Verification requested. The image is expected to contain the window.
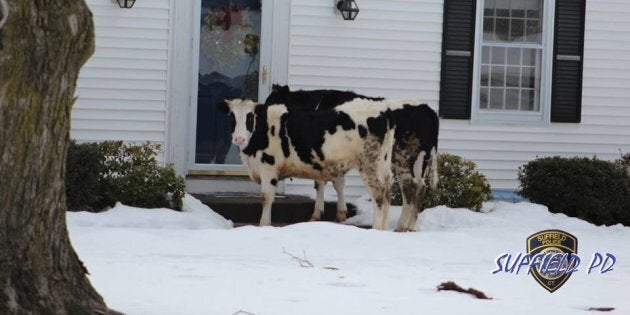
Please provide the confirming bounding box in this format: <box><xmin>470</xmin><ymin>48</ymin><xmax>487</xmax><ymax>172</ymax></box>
<box><xmin>439</xmin><ymin>0</ymin><xmax>586</xmax><ymax>123</ymax></box>
<box><xmin>474</xmin><ymin>0</ymin><xmax>552</xmax><ymax>123</ymax></box>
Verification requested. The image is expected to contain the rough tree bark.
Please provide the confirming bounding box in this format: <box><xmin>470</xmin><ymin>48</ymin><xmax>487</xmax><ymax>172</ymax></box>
<box><xmin>0</xmin><ymin>1</ymin><xmax>115</xmax><ymax>314</ymax></box>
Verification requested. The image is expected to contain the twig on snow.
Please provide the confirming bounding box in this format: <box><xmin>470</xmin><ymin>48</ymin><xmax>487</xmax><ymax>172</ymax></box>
<box><xmin>588</xmin><ymin>307</ymin><xmax>615</xmax><ymax>312</ymax></box>
<box><xmin>437</xmin><ymin>281</ymin><xmax>492</xmax><ymax>300</ymax></box>
<box><xmin>233</xmin><ymin>310</ymin><xmax>257</xmax><ymax>315</ymax></box>
<box><xmin>282</xmin><ymin>247</ymin><xmax>314</xmax><ymax>268</ymax></box>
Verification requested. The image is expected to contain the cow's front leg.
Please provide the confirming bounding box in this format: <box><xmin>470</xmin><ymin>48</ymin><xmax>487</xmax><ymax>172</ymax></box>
<box><xmin>332</xmin><ymin>176</ymin><xmax>348</xmax><ymax>222</ymax></box>
<box><xmin>259</xmin><ymin>170</ymin><xmax>278</xmax><ymax>227</ymax></box>
<box><xmin>311</xmin><ymin>180</ymin><xmax>326</xmax><ymax>221</ymax></box>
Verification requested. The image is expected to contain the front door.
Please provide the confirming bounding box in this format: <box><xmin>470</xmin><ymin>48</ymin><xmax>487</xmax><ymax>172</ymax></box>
<box><xmin>190</xmin><ymin>0</ymin><xmax>270</xmax><ymax>173</ymax></box>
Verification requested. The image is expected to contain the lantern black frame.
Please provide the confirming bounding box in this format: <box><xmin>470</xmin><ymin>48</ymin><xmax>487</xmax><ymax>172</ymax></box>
<box><xmin>336</xmin><ymin>0</ymin><xmax>359</xmax><ymax>21</ymax></box>
<box><xmin>117</xmin><ymin>0</ymin><xmax>136</xmax><ymax>9</ymax></box>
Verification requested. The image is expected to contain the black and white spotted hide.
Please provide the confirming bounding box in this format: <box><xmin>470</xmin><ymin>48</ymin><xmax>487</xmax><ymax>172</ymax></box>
<box><xmin>264</xmin><ymin>87</ymin><xmax>440</xmax><ymax>232</ymax></box>
<box><xmin>264</xmin><ymin>85</ymin><xmax>384</xmax><ymax>221</ymax></box>
<box><xmin>220</xmin><ymin>98</ymin><xmax>396</xmax><ymax>229</ymax></box>
<box><xmin>385</xmin><ymin>100</ymin><xmax>439</xmax><ymax>232</ymax></box>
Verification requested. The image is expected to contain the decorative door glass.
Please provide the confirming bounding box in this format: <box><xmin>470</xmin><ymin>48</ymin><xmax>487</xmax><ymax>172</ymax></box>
<box><xmin>195</xmin><ymin>0</ymin><xmax>262</xmax><ymax>164</ymax></box>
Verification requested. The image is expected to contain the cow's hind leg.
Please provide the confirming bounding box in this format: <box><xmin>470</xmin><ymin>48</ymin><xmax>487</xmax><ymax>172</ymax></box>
<box><xmin>311</xmin><ymin>180</ymin><xmax>326</xmax><ymax>221</ymax></box>
<box><xmin>406</xmin><ymin>182</ymin><xmax>426</xmax><ymax>231</ymax></box>
<box><xmin>405</xmin><ymin>148</ymin><xmax>434</xmax><ymax>231</ymax></box>
<box><xmin>360</xmin><ymin>171</ymin><xmax>392</xmax><ymax>230</ymax></box>
<box><xmin>395</xmin><ymin>174</ymin><xmax>416</xmax><ymax>232</ymax></box>
<box><xmin>332</xmin><ymin>176</ymin><xmax>348</xmax><ymax>222</ymax></box>
<box><xmin>359</xmin><ymin>156</ymin><xmax>393</xmax><ymax>230</ymax></box>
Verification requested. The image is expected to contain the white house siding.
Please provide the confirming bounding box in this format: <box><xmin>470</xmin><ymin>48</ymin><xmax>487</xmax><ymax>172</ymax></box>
<box><xmin>284</xmin><ymin>0</ymin><xmax>444</xmax><ymax>199</ymax></box>
<box><xmin>72</xmin><ymin>0</ymin><xmax>170</xmax><ymax>150</ymax></box>
<box><xmin>284</xmin><ymin>0</ymin><xmax>630</xmax><ymax>201</ymax></box>
<box><xmin>69</xmin><ymin>0</ymin><xmax>630</xmax><ymax>201</ymax></box>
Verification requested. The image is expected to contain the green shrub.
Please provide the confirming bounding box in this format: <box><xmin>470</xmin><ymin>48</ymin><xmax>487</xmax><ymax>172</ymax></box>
<box><xmin>619</xmin><ymin>152</ymin><xmax>630</xmax><ymax>174</ymax></box>
<box><xmin>66</xmin><ymin>141</ymin><xmax>105</xmax><ymax>212</ymax></box>
<box><xmin>391</xmin><ymin>153</ymin><xmax>493</xmax><ymax>212</ymax></box>
<box><xmin>518</xmin><ymin>156</ymin><xmax>630</xmax><ymax>226</ymax></box>
<box><xmin>66</xmin><ymin>141</ymin><xmax>185</xmax><ymax>211</ymax></box>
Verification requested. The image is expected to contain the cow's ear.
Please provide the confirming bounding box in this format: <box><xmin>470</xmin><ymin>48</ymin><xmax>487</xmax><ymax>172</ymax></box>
<box><xmin>281</xmin><ymin>85</ymin><xmax>290</xmax><ymax>93</ymax></box>
<box><xmin>272</xmin><ymin>84</ymin><xmax>281</xmax><ymax>92</ymax></box>
<box><xmin>217</xmin><ymin>100</ymin><xmax>230</xmax><ymax>113</ymax></box>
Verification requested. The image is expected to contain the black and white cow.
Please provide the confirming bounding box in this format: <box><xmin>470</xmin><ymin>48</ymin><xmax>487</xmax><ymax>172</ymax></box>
<box><xmin>265</xmin><ymin>85</ymin><xmax>439</xmax><ymax>232</ymax></box>
<box><xmin>264</xmin><ymin>85</ymin><xmax>384</xmax><ymax>222</ymax></box>
<box><xmin>219</xmin><ymin>98</ymin><xmax>396</xmax><ymax>229</ymax></box>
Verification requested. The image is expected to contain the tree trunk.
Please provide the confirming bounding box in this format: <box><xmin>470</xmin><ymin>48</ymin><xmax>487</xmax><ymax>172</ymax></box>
<box><xmin>0</xmin><ymin>1</ymin><xmax>114</xmax><ymax>314</ymax></box>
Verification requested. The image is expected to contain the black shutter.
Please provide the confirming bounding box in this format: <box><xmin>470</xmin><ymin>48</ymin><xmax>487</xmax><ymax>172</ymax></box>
<box><xmin>439</xmin><ymin>0</ymin><xmax>477</xmax><ymax>119</ymax></box>
<box><xmin>551</xmin><ymin>0</ymin><xmax>586</xmax><ymax>123</ymax></box>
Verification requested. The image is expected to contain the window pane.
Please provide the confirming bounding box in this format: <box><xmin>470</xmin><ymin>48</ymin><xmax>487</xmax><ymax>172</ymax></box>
<box><xmin>526</xmin><ymin>19</ymin><xmax>542</xmax><ymax>43</ymax></box>
<box><xmin>490</xmin><ymin>88</ymin><xmax>505</xmax><ymax>109</ymax></box>
<box><xmin>506</xmin><ymin>66</ymin><xmax>520</xmax><ymax>87</ymax></box>
<box><xmin>521</xmin><ymin>67</ymin><xmax>535</xmax><ymax>88</ymax></box>
<box><xmin>507</xmin><ymin>48</ymin><xmax>521</xmax><ymax>65</ymax></box>
<box><xmin>485</xmin><ymin>0</ymin><xmax>495</xmax><ymax>16</ymax></box>
<box><xmin>492</xmin><ymin>47</ymin><xmax>506</xmax><ymax>64</ymax></box>
<box><xmin>491</xmin><ymin>66</ymin><xmax>505</xmax><ymax>87</ymax></box>
<box><xmin>521</xmin><ymin>89</ymin><xmax>531</xmax><ymax>110</ymax></box>
<box><xmin>496</xmin><ymin>18</ymin><xmax>510</xmax><ymax>41</ymax></box>
<box><xmin>480</xmin><ymin>88</ymin><xmax>489</xmax><ymax>109</ymax></box>
<box><xmin>522</xmin><ymin>48</ymin><xmax>538</xmax><ymax>66</ymax></box>
<box><xmin>482</xmin><ymin>46</ymin><xmax>491</xmax><ymax>64</ymax></box>
<box><xmin>521</xmin><ymin>89</ymin><xmax>537</xmax><ymax>111</ymax></box>
<box><xmin>481</xmin><ymin>66</ymin><xmax>490</xmax><ymax>86</ymax></box>
<box><xmin>510</xmin><ymin>19</ymin><xmax>525</xmax><ymax>41</ymax></box>
<box><xmin>526</xmin><ymin>0</ymin><xmax>542</xmax><ymax>18</ymax></box>
<box><xmin>496</xmin><ymin>0</ymin><xmax>510</xmax><ymax>17</ymax></box>
<box><xmin>511</xmin><ymin>0</ymin><xmax>526</xmax><ymax>18</ymax></box>
<box><xmin>506</xmin><ymin>89</ymin><xmax>520</xmax><ymax>110</ymax></box>
<box><xmin>483</xmin><ymin>18</ymin><xmax>495</xmax><ymax>41</ymax></box>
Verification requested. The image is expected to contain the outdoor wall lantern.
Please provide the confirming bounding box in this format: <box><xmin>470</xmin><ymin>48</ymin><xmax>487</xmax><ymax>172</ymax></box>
<box><xmin>336</xmin><ymin>0</ymin><xmax>359</xmax><ymax>20</ymax></box>
<box><xmin>116</xmin><ymin>0</ymin><xmax>136</xmax><ymax>9</ymax></box>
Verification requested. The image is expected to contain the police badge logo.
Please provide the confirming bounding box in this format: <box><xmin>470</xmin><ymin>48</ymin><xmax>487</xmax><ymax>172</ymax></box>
<box><xmin>526</xmin><ymin>229</ymin><xmax>578</xmax><ymax>293</ymax></box>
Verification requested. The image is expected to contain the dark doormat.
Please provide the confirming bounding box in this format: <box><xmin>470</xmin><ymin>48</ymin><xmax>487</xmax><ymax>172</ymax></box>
<box><xmin>193</xmin><ymin>193</ymin><xmax>357</xmax><ymax>224</ymax></box>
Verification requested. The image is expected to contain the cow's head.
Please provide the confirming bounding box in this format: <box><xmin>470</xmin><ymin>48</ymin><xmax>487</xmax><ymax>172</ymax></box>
<box><xmin>264</xmin><ymin>84</ymin><xmax>291</xmax><ymax>106</ymax></box>
<box><xmin>218</xmin><ymin>99</ymin><xmax>258</xmax><ymax>148</ymax></box>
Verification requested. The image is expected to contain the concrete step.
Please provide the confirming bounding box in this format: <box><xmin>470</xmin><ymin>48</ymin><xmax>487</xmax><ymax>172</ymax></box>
<box><xmin>192</xmin><ymin>193</ymin><xmax>357</xmax><ymax>224</ymax></box>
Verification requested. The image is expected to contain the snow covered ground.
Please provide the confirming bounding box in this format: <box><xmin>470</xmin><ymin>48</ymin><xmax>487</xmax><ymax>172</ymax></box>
<box><xmin>67</xmin><ymin>194</ymin><xmax>629</xmax><ymax>315</ymax></box>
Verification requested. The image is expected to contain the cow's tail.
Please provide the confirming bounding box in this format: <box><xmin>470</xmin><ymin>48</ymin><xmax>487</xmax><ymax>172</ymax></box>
<box><xmin>426</xmin><ymin>147</ymin><xmax>438</xmax><ymax>191</ymax></box>
<box><xmin>412</xmin><ymin>146</ymin><xmax>438</xmax><ymax>191</ymax></box>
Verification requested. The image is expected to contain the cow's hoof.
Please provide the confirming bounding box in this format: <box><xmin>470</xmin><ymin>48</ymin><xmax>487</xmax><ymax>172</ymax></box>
<box><xmin>394</xmin><ymin>227</ymin><xmax>408</xmax><ymax>232</ymax></box>
<box><xmin>310</xmin><ymin>211</ymin><xmax>322</xmax><ymax>221</ymax></box>
<box><xmin>336</xmin><ymin>212</ymin><xmax>347</xmax><ymax>222</ymax></box>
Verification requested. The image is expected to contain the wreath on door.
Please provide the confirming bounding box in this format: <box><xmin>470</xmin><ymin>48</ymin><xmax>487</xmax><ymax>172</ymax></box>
<box><xmin>201</xmin><ymin>5</ymin><xmax>255</xmax><ymax>71</ymax></box>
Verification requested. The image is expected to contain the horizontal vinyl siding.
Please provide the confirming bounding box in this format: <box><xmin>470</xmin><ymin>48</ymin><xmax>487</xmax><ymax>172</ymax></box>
<box><xmin>288</xmin><ymin>0</ymin><xmax>443</xmax><ymax>100</ymax></box>
<box><xmin>72</xmin><ymin>0</ymin><xmax>169</xmax><ymax>146</ymax></box>
<box><xmin>285</xmin><ymin>0</ymin><xmax>443</xmax><ymax>200</ymax></box>
<box><xmin>285</xmin><ymin>0</ymin><xmax>630</xmax><ymax>201</ymax></box>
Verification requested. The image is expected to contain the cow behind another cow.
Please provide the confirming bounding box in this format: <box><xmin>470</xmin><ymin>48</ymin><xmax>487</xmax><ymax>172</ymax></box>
<box><xmin>219</xmin><ymin>98</ymin><xmax>396</xmax><ymax>229</ymax></box>
<box><xmin>264</xmin><ymin>85</ymin><xmax>439</xmax><ymax>232</ymax></box>
<box><xmin>264</xmin><ymin>85</ymin><xmax>384</xmax><ymax>222</ymax></box>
